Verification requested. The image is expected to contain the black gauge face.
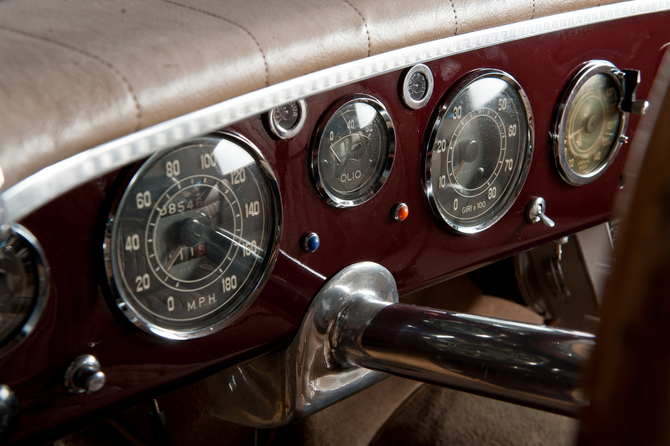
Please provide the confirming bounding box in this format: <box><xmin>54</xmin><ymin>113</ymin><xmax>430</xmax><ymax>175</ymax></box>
<box><xmin>106</xmin><ymin>134</ymin><xmax>281</xmax><ymax>340</ymax></box>
<box><xmin>0</xmin><ymin>225</ymin><xmax>48</xmax><ymax>356</ymax></box>
<box><xmin>554</xmin><ymin>61</ymin><xmax>626</xmax><ymax>185</ymax></box>
<box><xmin>425</xmin><ymin>71</ymin><xmax>533</xmax><ymax>234</ymax></box>
<box><xmin>311</xmin><ymin>97</ymin><xmax>395</xmax><ymax>208</ymax></box>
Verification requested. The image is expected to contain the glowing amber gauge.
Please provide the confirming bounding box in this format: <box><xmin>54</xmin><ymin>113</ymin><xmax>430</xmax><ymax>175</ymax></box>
<box><xmin>553</xmin><ymin>61</ymin><xmax>627</xmax><ymax>186</ymax></box>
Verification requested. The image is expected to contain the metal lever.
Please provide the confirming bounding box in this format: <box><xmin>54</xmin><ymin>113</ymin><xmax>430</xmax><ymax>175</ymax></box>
<box><xmin>526</xmin><ymin>197</ymin><xmax>555</xmax><ymax>228</ymax></box>
<box><xmin>620</xmin><ymin>69</ymin><xmax>649</xmax><ymax>115</ymax></box>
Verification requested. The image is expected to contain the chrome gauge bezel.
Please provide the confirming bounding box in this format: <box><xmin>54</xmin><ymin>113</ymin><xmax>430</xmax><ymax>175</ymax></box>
<box><xmin>103</xmin><ymin>132</ymin><xmax>282</xmax><ymax>341</ymax></box>
<box><xmin>0</xmin><ymin>224</ymin><xmax>49</xmax><ymax>358</ymax></box>
<box><xmin>553</xmin><ymin>60</ymin><xmax>628</xmax><ymax>186</ymax></box>
<box><xmin>400</xmin><ymin>64</ymin><xmax>434</xmax><ymax>109</ymax></box>
<box><xmin>424</xmin><ymin>69</ymin><xmax>534</xmax><ymax>234</ymax></box>
<box><xmin>266</xmin><ymin>99</ymin><xmax>307</xmax><ymax>139</ymax></box>
<box><xmin>310</xmin><ymin>95</ymin><xmax>396</xmax><ymax>208</ymax></box>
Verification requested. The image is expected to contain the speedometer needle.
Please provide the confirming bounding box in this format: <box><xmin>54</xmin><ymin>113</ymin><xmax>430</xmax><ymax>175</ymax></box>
<box><xmin>165</xmin><ymin>245</ymin><xmax>184</xmax><ymax>271</ymax></box>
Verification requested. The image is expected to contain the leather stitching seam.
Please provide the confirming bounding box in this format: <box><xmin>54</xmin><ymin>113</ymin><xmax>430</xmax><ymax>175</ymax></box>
<box><xmin>341</xmin><ymin>0</ymin><xmax>371</xmax><ymax>57</ymax></box>
<box><xmin>532</xmin><ymin>0</ymin><xmax>536</xmax><ymax>20</ymax></box>
<box><xmin>449</xmin><ymin>0</ymin><xmax>458</xmax><ymax>35</ymax></box>
<box><xmin>160</xmin><ymin>0</ymin><xmax>270</xmax><ymax>87</ymax></box>
<box><xmin>0</xmin><ymin>24</ymin><xmax>143</xmax><ymax>131</ymax></box>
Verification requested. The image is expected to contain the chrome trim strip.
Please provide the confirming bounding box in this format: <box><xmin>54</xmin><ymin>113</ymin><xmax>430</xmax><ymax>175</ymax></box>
<box><xmin>4</xmin><ymin>0</ymin><xmax>669</xmax><ymax>222</ymax></box>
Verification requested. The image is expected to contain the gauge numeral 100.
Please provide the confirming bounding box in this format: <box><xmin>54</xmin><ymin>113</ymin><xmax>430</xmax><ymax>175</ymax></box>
<box><xmin>245</xmin><ymin>201</ymin><xmax>260</xmax><ymax>217</ymax></box>
<box><xmin>135</xmin><ymin>273</ymin><xmax>150</xmax><ymax>292</ymax></box>
<box><xmin>125</xmin><ymin>234</ymin><xmax>141</xmax><ymax>251</ymax></box>
<box><xmin>435</xmin><ymin>139</ymin><xmax>447</xmax><ymax>153</ymax></box>
<box><xmin>231</xmin><ymin>169</ymin><xmax>246</xmax><ymax>184</ymax></box>
<box><xmin>165</xmin><ymin>160</ymin><xmax>180</xmax><ymax>178</ymax></box>
<box><xmin>136</xmin><ymin>191</ymin><xmax>152</xmax><ymax>209</ymax></box>
<box><xmin>222</xmin><ymin>275</ymin><xmax>238</xmax><ymax>292</ymax></box>
<box><xmin>200</xmin><ymin>153</ymin><xmax>217</xmax><ymax>169</ymax></box>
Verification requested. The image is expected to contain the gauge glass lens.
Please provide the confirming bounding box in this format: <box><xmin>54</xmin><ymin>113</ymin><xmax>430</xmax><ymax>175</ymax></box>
<box><xmin>0</xmin><ymin>225</ymin><xmax>48</xmax><ymax>356</ymax></box>
<box><xmin>425</xmin><ymin>71</ymin><xmax>533</xmax><ymax>233</ymax></box>
<box><xmin>108</xmin><ymin>134</ymin><xmax>280</xmax><ymax>339</ymax></box>
<box><xmin>554</xmin><ymin>61</ymin><xmax>626</xmax><ymax>185</ymax></box>
<box><xmin>312</xmin><ymin>97</ymin><xmax>395</xmax><ymax>207</ymax></box>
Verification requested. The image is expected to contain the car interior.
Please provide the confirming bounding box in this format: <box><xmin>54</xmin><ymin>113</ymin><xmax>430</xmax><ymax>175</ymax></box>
<box><xmin>0</xmin><ymin>0</ymin><xmax>669</xmax><ymax>444</ymax></box>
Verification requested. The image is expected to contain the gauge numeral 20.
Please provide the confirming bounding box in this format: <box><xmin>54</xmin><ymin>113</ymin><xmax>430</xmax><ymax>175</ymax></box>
<box><xmin>231</xmin><ymin>168</ymin><xmax>246</xmax><ymax>184</ymax></box>
<box><xmin>222</xmin><ymin>275</ymin><xmax>238</xmax><ymax>292</ymax></box>
<box><xmin>135</xmin><ymin>273</ymin><xmax>150</xmax><ymax>292</ymax></box>
<box><xmin>165</xmin><ymin>160</ymin><xmax>180</xmax><ymax>178</ymax></box>
<box><xmin>435</xmin><ymin>139</ymin><xmax>447</xmax><ymax>153</ymax></box>
<box><xmin>125</xmin><ymin>234</ymin><xmax>141</xmax><ymax>251</ymax></box>
<box><xmin>136</xmin><ymin>191</ymin><xmax>152</xmax><ymax>209</ymax></box>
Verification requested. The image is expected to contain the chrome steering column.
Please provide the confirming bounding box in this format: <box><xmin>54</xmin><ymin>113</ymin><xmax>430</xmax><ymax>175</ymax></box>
<box><xmin>207</xmin><ymin>262</ymin><xmax>594</xmax><ymax>427</ymax></box>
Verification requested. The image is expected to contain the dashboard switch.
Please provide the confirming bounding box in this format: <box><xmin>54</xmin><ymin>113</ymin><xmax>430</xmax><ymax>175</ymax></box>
<box><xmin>392</xmin><ymin>203</ymin><xmax>409</xmax><ymax>222</ymax></box>
<box><xmin>300</xmin><ymin>232</ymin><xmax>320</xmax><ymax>253</ymax></box>
<box><xmin>64</xmin><ymin>355</ymin><xmax>106</xmax><ymax>394</ymax></box>
<box><xmin>526</xmin><ymin>197</ymin><xmax>555</xmax><ymax>228</ymax></box>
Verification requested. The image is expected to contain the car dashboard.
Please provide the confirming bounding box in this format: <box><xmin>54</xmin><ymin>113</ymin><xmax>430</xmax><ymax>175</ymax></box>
<box><xmin>0</xmin><ymin>0</ymin><xmax>669</xmax><ymax>444</ymax></box>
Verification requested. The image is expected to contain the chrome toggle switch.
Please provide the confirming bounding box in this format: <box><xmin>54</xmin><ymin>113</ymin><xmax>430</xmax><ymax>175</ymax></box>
<box><xmin>64</xmin><ymin>355</ymin><xmax>106</xmax><ymax>394</ymax></box>
<box><xmin>526</xmin><ymin>197</ymin><xmax>555</xmax><ymax>228</ymax></box>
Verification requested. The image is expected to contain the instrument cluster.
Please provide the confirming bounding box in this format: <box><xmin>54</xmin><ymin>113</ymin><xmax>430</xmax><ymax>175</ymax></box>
<box><xmin>92</xmin><ymin>59</ymin><xmax>642</xmax><ymax>341</ymax></box>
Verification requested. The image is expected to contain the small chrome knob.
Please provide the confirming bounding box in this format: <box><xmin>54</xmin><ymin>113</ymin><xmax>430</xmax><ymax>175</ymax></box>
<box><xmin>64</xmin><ymin>355</ymin><xmax>106</xmax><ymax>394</ymax></box>
<box><xmin>526</xmin><ymin>197</ymin><xmax>555</xmax><ymax>228</ymax></box>
<box><xmin>0</xmin><ymin>384</ymin><xmax>18</xmax><ymax>443</ymax></box>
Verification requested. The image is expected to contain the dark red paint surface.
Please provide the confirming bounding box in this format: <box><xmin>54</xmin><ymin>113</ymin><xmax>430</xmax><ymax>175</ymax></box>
<box><xmin>3</xmin><ymin>12</ymin><xmax>670</xmax><ymax>444</ymax></box>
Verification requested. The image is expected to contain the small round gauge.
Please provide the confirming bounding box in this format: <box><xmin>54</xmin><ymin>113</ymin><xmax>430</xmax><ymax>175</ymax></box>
<box><xmin>105</xmin><ymin>133</ymin><xmax>281</xmax><ymax>340</ymax></box>
<box><xmin>424</xmin><ymin>70</ymin><xmax>534</xmax><ymax>234</ymax></box>
<box><xmin>0</xmin><ymin>224</ymin><xmax>48</xmax><ymax>356</ymax></box>
<box><xmin>311</xmin><ymin>96</ymin><xmax>395</xmax><ymax>208</ymax></box>
<box><xmin>267</xmin><ymin>100</ymin><xmax>307</xmax><ymax>139</ymax></box>
<box><xmin>553</xmin><ymin>61</ymin><xmax>627</xmax><ymax>185</ymax></box>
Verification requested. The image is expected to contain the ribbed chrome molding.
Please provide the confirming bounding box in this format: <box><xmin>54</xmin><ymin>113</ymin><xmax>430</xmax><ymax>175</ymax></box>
<box><xmin>4</xmin><ymin>0</ymin><xmax>669</xmax><ymax>222</ymax></box>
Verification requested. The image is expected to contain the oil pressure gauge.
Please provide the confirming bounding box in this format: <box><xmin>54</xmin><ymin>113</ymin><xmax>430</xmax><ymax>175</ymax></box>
<box><xmin>424</xmin><ymin>70</ymin><xmax>534</xmax><ymax>234</ymax></box>
<box><xmin>553</xmin><ymin>61</ymin><xmax>628</xmax><ymax>185</ymax></box>
<box><xmin>105</xmin><ymin>133</ymin><xmax>281</xmax><ymax>340</ymax></box>
<box><xmin>311</xmin><ymin>96</ymin><xmax>395</xmax><ymax>208</ymax></box>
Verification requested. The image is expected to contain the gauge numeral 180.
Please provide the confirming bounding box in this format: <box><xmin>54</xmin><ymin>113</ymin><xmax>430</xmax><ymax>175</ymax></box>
<box><xmin>222</xmin><ymin>275</ymin><xmax>237</xmax><ymax>292</ymax></box>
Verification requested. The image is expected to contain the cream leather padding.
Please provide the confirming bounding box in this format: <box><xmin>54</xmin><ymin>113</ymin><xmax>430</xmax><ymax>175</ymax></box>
<box><xmin>0</xmin><ymin>0</ymin><xmax>623</xmax><ymax>189</ymax></box>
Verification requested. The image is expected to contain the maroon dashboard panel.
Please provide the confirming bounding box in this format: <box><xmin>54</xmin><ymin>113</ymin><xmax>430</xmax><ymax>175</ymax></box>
<box><xmin>3</xmin><ymin>11</ymin><xmax>670</xmax><ymax>445</ymax></box>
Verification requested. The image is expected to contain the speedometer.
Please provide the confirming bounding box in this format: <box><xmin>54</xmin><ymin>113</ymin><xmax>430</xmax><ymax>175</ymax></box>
<box><xmin>424</xmin><ymin>70</ymin><xmax>534</xmax><ymax>234</ymax></box>
<box><xmin>104</xmin><ymin>133</ymin><xmax>281</xmax><ymax>340</ymax></box>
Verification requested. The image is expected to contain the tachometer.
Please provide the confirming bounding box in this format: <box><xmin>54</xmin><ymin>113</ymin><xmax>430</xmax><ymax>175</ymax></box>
<box><xmin>104</xmin><ymin>133</ymin><xmax>281</xmax><ymax>340</ymax></box>
<box><xmin>424</xmin><ymin>70</ymin><xmax>534</xmax><ymax>234</ymax></box>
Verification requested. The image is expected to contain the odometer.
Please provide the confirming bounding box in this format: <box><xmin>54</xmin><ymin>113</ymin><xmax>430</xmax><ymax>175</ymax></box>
<box><xmin>105</xmin><ymin>133</ymin><xmax>281</xmax><ymax>340</ymax></box>
<box><xmin>424</xmin><ymin>70</ymin><xmax>534</xmax><ymax>234</ymax></box>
